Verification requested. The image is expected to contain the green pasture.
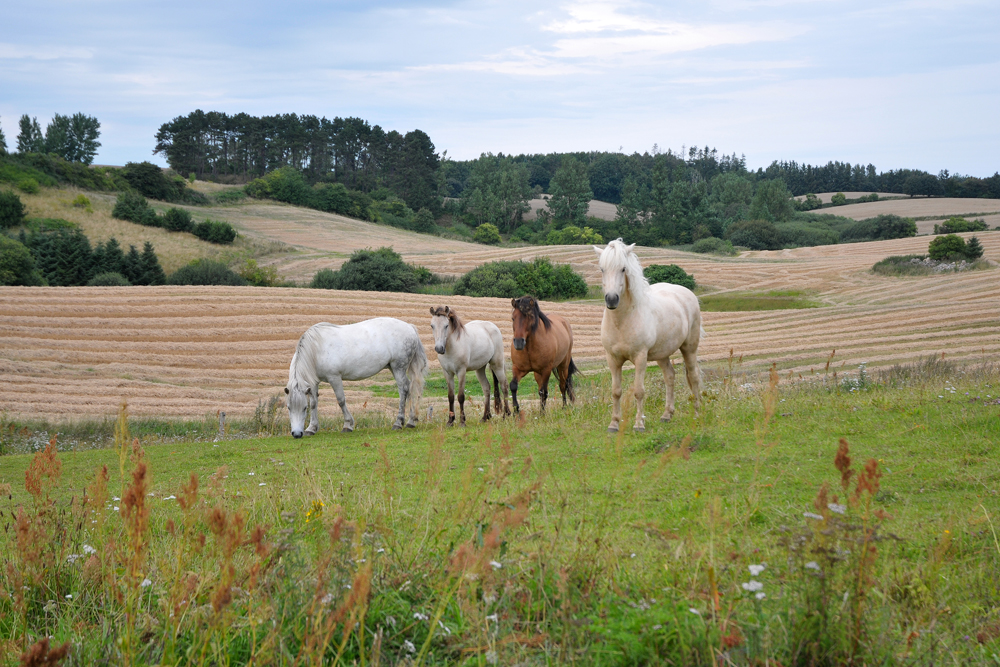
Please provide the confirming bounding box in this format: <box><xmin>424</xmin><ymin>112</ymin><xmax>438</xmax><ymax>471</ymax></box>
<box><xmin>1</xmin><ymin>359</ymin><xmax>999</xmax><ymax>665</ymax></box>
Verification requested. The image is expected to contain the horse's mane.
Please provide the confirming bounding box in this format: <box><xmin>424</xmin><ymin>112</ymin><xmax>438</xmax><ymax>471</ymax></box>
<box><xmin>430</xmin><ymin>305</ymin><xmax>465</xmax><ymax>338</ymax></box>
<box><xmin>515</xmin><ymin>296</ymin><xmax>552</xmax><ymax>333</ymax></box>
<box><xmin>289</xmin><ymin>323</ymin><xmax>328</xmax><ymax>388</ymax></box>
<box><xmin>600</xmin><ymin>238</ymin><xmax>650</xmax><ymax>300</ymax></box>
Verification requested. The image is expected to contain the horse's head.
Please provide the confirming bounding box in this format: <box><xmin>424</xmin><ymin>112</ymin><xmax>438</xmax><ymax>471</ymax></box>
<box><xmin>429</xmin><ymin>305</ymin><xmax>463</xmax><ymax>355</ymax></box>
<box><xmin>511</xmin><ymin>296</ymin><xmax>548</xmax><ymax>350</ymax></box>
<box><xmin>594</xmin><ymin>238</ymin><xmax>641</xmax><ymax>310</ymax></box>
<box><xmin>284</xmin><ymin>382</ymin><xmax>311</xmax><ymax>438</ymax></box>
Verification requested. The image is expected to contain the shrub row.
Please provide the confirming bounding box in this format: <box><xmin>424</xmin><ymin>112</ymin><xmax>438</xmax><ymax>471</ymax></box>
<box><xmin>112</xmin><ymin>192</ymin><xmax>237</xmax><ymax>244</ymax></box>
<box><xmin>310</xmin><ymin>248</ymin><xmax>434</xmax><ymax>293</ymax></box>
<box><xmin>452</xmin><ymin>258</ymin><xmax>588</xmax><ymax>300</ymax></box>
<box><xmin>643</xmin><ymin>264</ymin><xmax>696</xmax><ymax>290</ymax></box>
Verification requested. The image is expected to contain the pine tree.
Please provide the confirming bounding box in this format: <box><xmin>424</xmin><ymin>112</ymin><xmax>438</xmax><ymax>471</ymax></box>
<box><xmin>140</xmin><ymin>242</ymin><xmax>166</xmax><ymax>285</ymax></box>
<box><xmin>123</xmin><ymin>245</ymin><xmax>143</xmax><ymax>284</ymax></box>
<box><xmin>100</xmin><ymin>238</ymin><xmax>125</xmax><ymax>276</ymax></box>
<box><xmin>16</xmin><ymin>115</ymin><xmax>44</xmax><ymax>153</ymax></box>
<box><xmin>965</xmin><ymin>236</ymin><xmax>984</xmax><ymax>260</ymax></box>
<box><xmin>0</xmin><ymin>120</ymin><xmax>7</xmax><ymax>155</ymax></box>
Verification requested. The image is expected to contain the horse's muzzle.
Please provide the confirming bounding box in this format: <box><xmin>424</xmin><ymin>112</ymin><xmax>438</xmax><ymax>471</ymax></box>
<box><xmin>434</xmin><ymin>344</ymin><xmax>446</xmax><ymax>355</ymax></box>
<box><xmin>513</xmin><ymin>338</ymin><xmax>526</xmax><ymax>350</ymax></box>
<box><xmin>605</xmin><ymin>293</ymin><xmax>620</xmax><ymax>310</ymax></box>
<box><xmin>292</xmin><ymin>431</ymin><xmax>303</xmax><ymax>439</ymax></box>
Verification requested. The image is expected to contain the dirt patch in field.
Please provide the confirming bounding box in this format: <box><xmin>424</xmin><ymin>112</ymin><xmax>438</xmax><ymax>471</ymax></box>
<box><xmin>815</xmin><ymin>197</ymin><xmax>1000</xmax><ymax>221</ymax></box>
<box><xmin>525</xmin><ymin>198</ymin><xmax>617</xmax><ymax>221</ymax></box>
<box><xmin>916</xmin><ymin>215</ymin><xmax>1000</xmax><ymax>235</ymax></box>
<box><xmin>794</xmin><ymin>192</ymin><xmax>900</xmax><ymax>203</ymax></box>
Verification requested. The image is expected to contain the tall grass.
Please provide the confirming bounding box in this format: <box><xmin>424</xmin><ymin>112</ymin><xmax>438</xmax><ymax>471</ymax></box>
<box><xmin>1</xmin><ymin>360</ymin><xmax>999</xmax><ymax>665</ymax></box>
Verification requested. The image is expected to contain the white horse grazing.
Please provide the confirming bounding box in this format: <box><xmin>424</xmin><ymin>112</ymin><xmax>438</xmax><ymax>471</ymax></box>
<box><xmin>594</xmin><ymin>239</ymin><xmax>703</xmax><ymax>432</ymax></box>
<box><xmin>430</xmin><ymin>306</ymin><xmax>510</xmax><ymax>425</ymax></box>
<box><xmin>285</xmin><ymin>318</ymin><xmax>427</xmax><ymax>436</ymax></box>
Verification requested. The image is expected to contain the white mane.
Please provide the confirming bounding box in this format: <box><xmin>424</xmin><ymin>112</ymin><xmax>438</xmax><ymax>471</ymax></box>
<box><xmin>599</xmin><ymin>238</ymin><xmax>650</xmax><ymax>300</ymax></box>
<box><xmin>289</xmin><ymin>323</ymin><xmax>334</xmax><ymax>388</ymax></box>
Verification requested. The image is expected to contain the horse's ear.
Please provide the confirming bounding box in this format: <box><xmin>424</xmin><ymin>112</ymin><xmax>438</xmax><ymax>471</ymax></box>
<box><xmin>511</xmin><ymin>298</ymin><xmax>517</xmax><ymax>308</ymax></box>
<box><xmin>593</xmin><ymin>245</ymin><xmax>604</xmax><ymax>256</ymax></box>
<box><xmin>284</xmin><ymin>387</ymin><xmax>289</xmax><ymax>394</ymax></box>
<box><xmin>429</xmin><ymin>306</ymin><xmax>435</xmax><ymax>316</ymax></box>
<box><xmin>628</xmin><ymin>243</ymin><xmax>636</xmax><ymax>252</ymax></box>
<box><xmin>444</xmin><ymin>306</ymin><xmax>450</xmax><ymax>314</ymax></box>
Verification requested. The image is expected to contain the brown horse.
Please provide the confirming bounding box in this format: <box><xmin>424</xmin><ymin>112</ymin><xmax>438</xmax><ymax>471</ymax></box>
<box><xmin>510</xmin><ymin>296</ymin><xmax>577</xmax><ymax>413</ymax></box>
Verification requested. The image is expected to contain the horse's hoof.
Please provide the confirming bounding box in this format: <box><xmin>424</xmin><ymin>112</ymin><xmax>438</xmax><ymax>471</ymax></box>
<box><xmin>607</xmin><ymin>427</ymin><xmax>619</xmax><ymax>433</ymax></box>
<box><xmin>634</xmin><ymin>427</ymin><xmax>645</xmax><ymax>433</ymax></box>
<box><xmin>304</xmin><ymin>430</ymin><xmax>317</xmax><ymax>437</ymax></box>
<box><xmin>341</xmin><ymin>428</ymin><xmax>353</xmax><ymax>433</ymax></box>
<box><xmin>391</xmin><ymin>424</ymin><xmax>402</xmax><ymax>431</ymax></box>
<box><xmin>405</xmin><ymin>423</ymin><xmax>416</xmax><ymax>429</ymax></box>
<box><xmin>660</xmin><ymin>417</ymin><xmax>672</xmax><ymax>423</ymax></box>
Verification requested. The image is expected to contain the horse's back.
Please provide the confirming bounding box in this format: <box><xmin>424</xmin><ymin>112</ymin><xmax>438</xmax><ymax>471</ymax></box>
<box><xmin>647</xmin><ymin>283</ymin><xmax>701</xmax><ymax>349</ymax></box>
<box><xmin>307</xmin><ymin>317</ymin><xmax>422</xmax><ymax>380</ymax></box>
<box><xmin>463</xmin><ymin>320</ymin><xmax>505</xmax><ymax>367</ymax></box>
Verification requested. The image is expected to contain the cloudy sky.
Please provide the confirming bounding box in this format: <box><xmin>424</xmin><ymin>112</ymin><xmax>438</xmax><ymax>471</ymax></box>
<box><xmin>2</xmin><ymin>0</ymin><xmax>997</xmax><ymax>175</ymax></box>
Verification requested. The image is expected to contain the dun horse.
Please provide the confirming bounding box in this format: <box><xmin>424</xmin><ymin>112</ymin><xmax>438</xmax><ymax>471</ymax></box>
<box><xmin>509</xmin><ymin>296</ymin><xmax>577</xmax><ymax>413</ymax></box>
<box><xmin>429</xmin><ymin>306</ymin><xmax>510</xmax><ymax>425</ymax></box>
<box><xmin>594</xmin><ymin>239</ymin><xmax>703</xmax><ymax>432</ymax></box>
<box><xmin>285</xmin><ymin>318</ymin><xmax>427</xmax><ymax>436</ymax></box>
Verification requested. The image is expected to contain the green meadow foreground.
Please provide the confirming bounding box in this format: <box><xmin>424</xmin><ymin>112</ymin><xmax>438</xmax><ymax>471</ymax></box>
<box><xmin>2</xmin><ymin>361</ymin><xmax>999</xmax><ymax>666</ymax></box>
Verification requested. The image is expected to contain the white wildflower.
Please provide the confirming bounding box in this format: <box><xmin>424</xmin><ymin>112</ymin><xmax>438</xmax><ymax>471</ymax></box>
<box><xmin>414</xmin><ymin>612</ymin><xmax>429</xmax><ymax>621</ymax></box>
<box><xmin>748</xmin><ymin>564</ymin><xmax>765</xmax><ymax>576</ymax></box>
<box><xmin>489</xmin><ymin>560</ymin><xmax>502</xmax><ymax>570</ymax></box>
<box><xmin>259</xmin><ymin>483</ymin><xmax>266</xmax><ymax>486</ymax></box>
<box><xmin>438</xmin><ymin>620</ymin><xmax>451</xmax><ymax>635</ymax></box>
<box><xmin>484</xmin><ymin>592</ymin><xmax>497</xmax><ymax>604</ymax></box>
<box><xmin>320</xmin><ymin>593</ymin><xmax>335</xmax><ymax>605</ymax></box>
<box><xmin>386</xmin><ymin>615</ymin><xmax>396</xmax><ymax>628</ymax></box>
<box><xmin>403</xmin><ymin>640</ymin><xmax>416</xmax><ymax>653</ymax></box>
<box><xmin>163</xmin><ymin>495</ymin><xmax>176</xmax><ymax>500</ymax></box>
<box><xmin>803</xmin><ymin>512</ymin><xmax>823</xmax><ymax>520</ymax></box>
<box><xmin>65</xmin><ymin>594</ymin><xmax>73</xmax><ymax>599</ymax></box>
<box><xmin>689</xmin><ymin>608</ymin><xmax>701</xmax><ymax>615</ymax></box>
<box><xmin>741</xmin><ymin>580</ymin><xmax>763</xmax><ymax>592</ymax></box>
<box><xmin>827</xmin><ymin>503</ymin><xmax>846</xmax><ymax>515</ymax></box>
<box><xmin>652</xmin><ymin>624</ymin><xmax>662</xmax><ymax>630</ymax></box>
<box><xmin>755</xmin><ymin>592</ymin><xmax>766</xmax><ymax>600</ymax></box>
<box><xmin>805</xmin><ymin>561</ymin><xmax>821</xmax><ymax>571</ymax></box>
<box><xmin>140</xmin><ymin>578</ymin><xmax>152</xmax><ymax>588</ymax></box>
<box><xmin>486</xmin><ymin>613</ymin><xmax>498</xmax><ymax>622</ymax></box>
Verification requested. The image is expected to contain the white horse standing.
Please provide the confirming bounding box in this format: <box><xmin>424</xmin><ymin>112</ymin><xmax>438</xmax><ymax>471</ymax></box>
<box><xmin>594</xmin><ymin>239</ymin><xmax>703</xmax><ymax>432</ymax></box>
<box><xmin>430</xmin><ymin>306</ymin><xmax>510</xmax><ymax>425</ymax></box>
<box><xmin>285</xmin><ymin>318</ymin><xmax>427</xmax><ymax>436</ymax></box>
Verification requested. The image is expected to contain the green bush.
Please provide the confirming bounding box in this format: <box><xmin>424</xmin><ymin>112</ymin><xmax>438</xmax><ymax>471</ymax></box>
<box><xmin>927</xmin><ymin>234</ymin><xmax>967</xmax><ymax>260</ymax></box>
<box><xmin>112</xmin><ymin>191</ymin><xmax>159</xmax><ymax>226</ymax></box>
<box><xmin>87</xmin><ymin>271</ymin><xmax>131</xmax><ymax>287</ymax></box>
<box><xmin>309</xmin><ymin>268</ymin><xmax>339</xmax><ymax>290</ymax></box>
<box><xmin>167</xmin><ymin>259</ymin><xmax>247</xmax><ymax>286</ymax></box>
<box><xmin>934</xmin><ymin>217</ymin><xmax>988</xmax><ymax>234</ymax></box>
<box><xmin>776</xmin><ymin>222</ymin><xmax>840</xmax><ymax>248</ymax></box>
<box><xmin>691</xmin><ymin>237</ymin><xmax>737</xmax><ymax>255</ymax></box>
<box><xmin>192</xmin><ymin>219</ymin><xmax>237</xmax><ymax>244</ymax></box>
<box><xmin>412</xmin><ymin>208</ymin><xmax>435</xmax><ymax>233</ymax></box>
<box><xmin>312</xmin><ymin>181</ymin><xmax>353</xmax><ymax>215</ymax></box>
<box><xmin>830</xmin><ymin>192</ymin><xmax>847</xmax><ymax>206</ymax></box>
<box><xmin>245</xmin><ymin>167</ymin><xmax>313</xmax><ymax>206</ymax></box>
<box><xmin>333</xmin><ymin>247</ymin><xmax>422</xmax><ymax>293</ymax></box>
<box><xmin>0</xmin><ymin>236</ymin><xmax>44</xmax><ymax>285</ymax></box>
<box><xmin>17</xmin><ymin>178</ymin><xmax>39</xmax><ymax>194</ymax></box>
<box><xmin>795</xmin><ymin>193</ymin><xmax>823</xmax><ymax>211</ymax></box>
<box><xmin>453</xmin><ymin>257</ymin><xmax>588</xmax><ymax>299</ymax></box>
<box><xmin>643</xmin><ymin>264</ymin><xmax>696</xmax><ymax>290</ymax></box>
<box><xmin>162</xmin><ymin>207</ymin><xmax>194</xmax><ymax>233</ymax></box>
<box><xmin>840</xmin><ymin>214</ymin><xmax>916</xmax><ymax>243</ymax></box>
<box><xmin>236</xmin><ymin>259</ymin><xmax>280</xmax><ymax>287</ymax></box>
<box><xmin>725</xmin><ymin>219</ymin><xmax>781</xmax><ymax>250</ymax></box>
<box><xmin>71</xmin><ymin>194</ymin><xmax>92</xmax><ymax>212</ymax></box>
<box><xmin>546</xmin><ymin>225</ymin><xmax>603</xmax><ymax>245</ymax></box>
<box><xmin>0</xmin><ymin>190</ymin><xmax>27</xmax><ymax>229</ymax></box>
<box><xmin>120</xmin><ymin>161</ymin><xmax>198</xmax><ymax>202</ymax></box>
<box><xmin>474</xmin><ymin>222</ymin><xmax>502</xmax><ymax>245</ymax></box>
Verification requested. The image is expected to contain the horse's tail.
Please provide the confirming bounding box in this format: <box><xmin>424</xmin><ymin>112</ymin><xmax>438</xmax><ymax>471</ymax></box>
<box><xmin>567</xmin><ymin>358</ymin><xmax>578</xmax><ymax>392</ymax></box>
<box><xmin>406</xmin><ymin>337</ymin><xmax>429</xmax><ymax>420</ymax></box>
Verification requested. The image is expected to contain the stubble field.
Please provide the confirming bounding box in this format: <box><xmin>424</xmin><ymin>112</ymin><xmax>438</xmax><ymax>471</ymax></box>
<box><xmin>1</xmin><ymin>229</ymin><xmax>997</xmax><ymax>423</ymax></box>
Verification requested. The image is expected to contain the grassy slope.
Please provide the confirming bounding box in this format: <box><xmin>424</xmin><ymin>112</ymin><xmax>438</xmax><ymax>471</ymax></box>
<box><xmin>2</xmin><ymin>365</ymin><xmax>998</xmax><ymax>664</ymax></box>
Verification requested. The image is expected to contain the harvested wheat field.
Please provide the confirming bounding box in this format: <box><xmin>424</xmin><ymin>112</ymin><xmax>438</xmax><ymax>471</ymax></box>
<box><xmin>815</xmin><ymin>196</ymin><xmax>1000</xmax><ymax>221</ymax></box>
<box><xmin>2</xmin><ymin>231</ymin><xmax>998</xmax><ymax>422</ymax></box>
<box><xmin>794</xmin><ymin>191</ymin><xmax>900</xmax><ymax>203</ymax></box>
<box><xmin>525</xmin><ymin>197</ymin><xmax>618</xmax><ymax>221</ymax></box>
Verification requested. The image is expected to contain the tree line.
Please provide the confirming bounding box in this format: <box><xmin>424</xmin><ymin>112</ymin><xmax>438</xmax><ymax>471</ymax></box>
<box><xmin>153</xmin><ymin>111</ymin><xmax>440</xmax><ymax>212</ymax></box>
<box><xmin>0</xmin><ymin>113</ymin><xmax>101</xmax><ymax>164</ymax></box>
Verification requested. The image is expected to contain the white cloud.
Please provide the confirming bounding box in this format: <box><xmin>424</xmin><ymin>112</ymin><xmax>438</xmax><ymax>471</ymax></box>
<box><xmin>0</xmin><ymin>43</ymin><xmax>92</xmax><ymax>60</ymax></box>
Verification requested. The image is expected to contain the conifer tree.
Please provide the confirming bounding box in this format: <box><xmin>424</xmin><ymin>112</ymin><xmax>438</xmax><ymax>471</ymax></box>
<box><xmin>140</xmin><ymin>242</ymin><xmax>166</xmax><ymax>285</ymax></box>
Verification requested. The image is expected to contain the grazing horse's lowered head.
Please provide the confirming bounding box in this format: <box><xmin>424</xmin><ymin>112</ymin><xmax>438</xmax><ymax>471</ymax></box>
<box><xmin>284</xmin><ymin>382</ymin><xmax>312</xmax><ymax>438</ymax></box>
<box><xmin>429</xmin><ymin>305</ymin><xmax>465</xmax><ymax>355</ymax></box>
<box><xmin>594</xmin><ymin>238</ymin><xmax>647</xmax><ymax>310</ymax></box>
<box><xmin>510</xmin><ymin>296</ymin><xmax>551</xmax><ymax>351</ymax></box>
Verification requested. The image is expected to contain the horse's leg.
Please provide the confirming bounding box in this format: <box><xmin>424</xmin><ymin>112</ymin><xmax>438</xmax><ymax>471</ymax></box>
<box><xmin>305</xmin><ymin>383</ymin><xmax>320</xmax><ymax>436</ymax></box>
<box><xmin>556</xmin><ymin>358</ymin><xmax>574</xmax><ymax>406</ymax></box>
<box><xmin>681</xmin><ymin>346</ymin><xmax>703</xmax><ymax>416</ymax></box>
<box><xmin>390</xmin><ymin>363</ymin><xmax>409</xmax><ymax>430</ymax></box>
<box><xmin>457</xmin><ymin>367</ymin><xmax>468</xmax><ymax>427</ymax></box>
<box><xmin>632</xmin><ymin>349</ymin><xmax>648</xmax><ymax>432</ymax></box>
<box><xmin>534</xmin><ymin>370</ymin><xmax>550</xmax><ymax>414</ymax></box>
<box><xmin>607</xmin><ymin>353</ymin><xmax>624</xmax><ymax>433</ymax></box>
<box><xmin>493</xmin><ymin>360</ymin><xmax>511</xmax><ymax>417</ymax></box>
<box><xmin>329</xmin><ymin>377</ymin><xmax>354</xmax><ymax>433</ymax></box>
<box><xmin>475</xmin><ymin>368</ymin><xmax>492</xmax><ymax>421</ymax></box>
<box><xmin>510</xmin><ymin>366</ymin><xmax>527</xmax><ymax>414</ymax></box>
<box><xmin>657</xmin><ymin>358</ymin><xmax>676</xmax><ymax>422</ymax></box>
<box><xmin>445</xmin><ymin>371</ymin><xmax>456</xmax><ymax>426</ymax></box>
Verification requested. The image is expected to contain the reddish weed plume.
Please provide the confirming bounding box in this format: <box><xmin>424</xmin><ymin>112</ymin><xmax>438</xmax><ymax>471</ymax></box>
<box><xmin>19</xmin><ymin>637</ymin><xmax>70</xmax><ymax>666</ymax></box>
<box><xmin>834</xmin><ymin>438</ymin><xmax>853</xmax><ymax>491</ymax></box>
<box><xmin>24</xmin><ymin>436</ymin><xmax>61</xmax><ymax>506</ymax></box>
